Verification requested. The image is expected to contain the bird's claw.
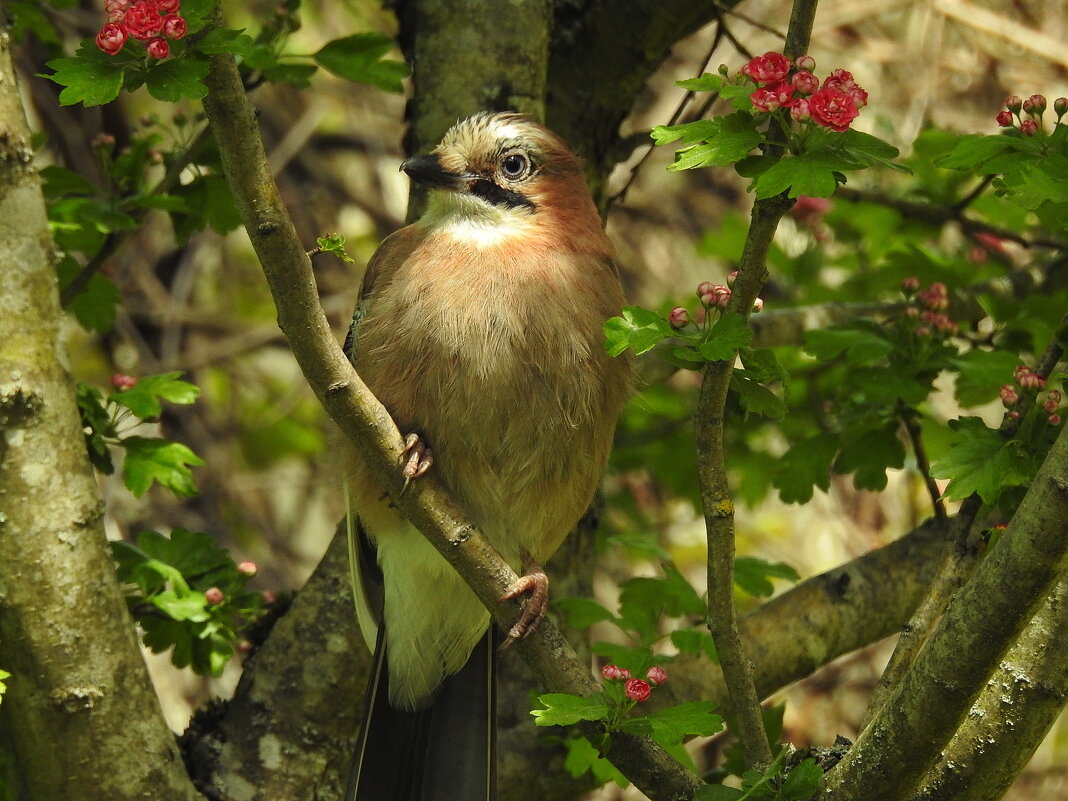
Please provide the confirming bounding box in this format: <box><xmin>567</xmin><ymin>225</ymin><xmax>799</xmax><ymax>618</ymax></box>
<box><xmin>399</xmin><ymin>432</ymin><xmax>433</xmax><ymax>494</ymax></box>
<box><xmin>499</xmin><ymin>564</ymin><xmax>549</xmax><ymax>650</ymax></box>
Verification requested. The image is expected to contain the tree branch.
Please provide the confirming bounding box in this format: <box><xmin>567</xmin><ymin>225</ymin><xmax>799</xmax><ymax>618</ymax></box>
<box><xmin>822</xmin><ymin>407</ymin><xmax>1068</xmax><ymax>798</ymax></box>
<box><xmin>199</xmin><ymin>45</ymin><xmax>700</xmax><ymax>801</ymax></box>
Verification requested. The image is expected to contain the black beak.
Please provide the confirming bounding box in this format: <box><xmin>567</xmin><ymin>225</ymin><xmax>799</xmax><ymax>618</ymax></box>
<box><xmin>400</xmin><ymin>154</ymin><xmax>465</xmax><ymax>190</ymax></box>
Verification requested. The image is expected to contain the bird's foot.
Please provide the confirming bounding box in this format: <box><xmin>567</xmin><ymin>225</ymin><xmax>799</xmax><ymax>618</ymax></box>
<box><xmin>499</xmin><ymin>555</ymin><xmax>549</xmax><ymax>649</ymax></box>
<box><xmin>399</xmin><ymin>432</ymin><xmax>433</xmax><ymax>494</ymax></box>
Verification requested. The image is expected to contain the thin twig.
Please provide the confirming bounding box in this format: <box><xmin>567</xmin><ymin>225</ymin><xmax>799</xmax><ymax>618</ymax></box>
<box><xmin>900</xmin><ymin>405</ymin><xmax>948</xmax><ymax>525</ymax></box>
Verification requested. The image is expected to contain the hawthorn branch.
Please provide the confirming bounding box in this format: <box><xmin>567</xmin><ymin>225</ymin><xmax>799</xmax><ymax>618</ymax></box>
<box><xmin>199</xmin><ymin>45</ymin><xmax>700</xmax><ymax>801</ymax></box>
<box><xmin>694</xmin><ymin>0</ymin><xmax>818</xmax><ymax>770</ymax></box>
<box><xmin>823</xmin><ymin>367</ymin><xmax>1068</xmax><ymax>798</ymax></box>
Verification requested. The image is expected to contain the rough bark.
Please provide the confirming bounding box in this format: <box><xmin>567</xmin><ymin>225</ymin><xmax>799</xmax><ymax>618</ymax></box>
<box><xmin>910</xmin><ymin>579</ymin><xmax>1068</xmax><ymax>801</ymax></box>
<box><xmin>0</xmin><ymin>20</ymin><xmax>201</xmax><ymax>801</ymax></box>
<box><xmin>821</xmin><ymin>421</ymin><xmax>1068</xmax><ymax>800</ymax></box>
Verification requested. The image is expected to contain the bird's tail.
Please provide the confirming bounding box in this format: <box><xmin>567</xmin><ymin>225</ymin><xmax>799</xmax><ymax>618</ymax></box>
<box><xmin>346</xmin><ymin>628</ymin><xmax>497</xmax><ymax>801</ymax></box>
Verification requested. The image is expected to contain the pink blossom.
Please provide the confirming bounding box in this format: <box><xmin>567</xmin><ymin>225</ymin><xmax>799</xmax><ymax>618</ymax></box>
<box><xmin>808</xmin><ymin>87</ymin><xmax>859</xmax><ymax>132</ymax></box>
<box><xmin>95</xmin><ymin>22</ymin><xmax>127</xmax><ymax>55</ymax></box>
<box><xmin>602</xmin><ymin>664</ymin><xmax>630</xmax><ymax>681</ymax></box>
<box><xmin>741</xmin><ymin>51</ymin><xmax>791</xmax><ymax>84</ymax></box>
<box><xmin>145</xmin><ymin>37</ymin><xmax>170</xmax><ymax>59</ymax></box>
<box><xmin>205</xmin><ymin>587</ymin><xmax>225</xmax><ymax>605</ymax></box>
<box><xmin>624</xmin><ymin>678</ymin><xmax>651</xmax><ymax>702</ymax></box>
<box><xmin>751</xmin><ymin>81</ymin><xmax>794</xmax><ymax>112</ymax></box>
<box><xmin>162</xmin><ymin>14</ymin><xmax>187</xmax><ymax>40</ymax></box>
<box><xmin>124</xmin><ymin>1</ymin><xmax>164</xmax><ymax>39</ymax></box>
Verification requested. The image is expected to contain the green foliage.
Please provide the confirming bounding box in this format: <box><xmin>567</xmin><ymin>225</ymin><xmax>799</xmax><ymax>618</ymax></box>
<box><xmin>0</xmin><ymin>669</ymin><xmax>9</xmax><ymax>704</ymax></box>
<box><xmin>314</xmin><ymin>33</ymin><xmax>410</xmax><ymax>93</ymax></box>
<box><xmin>313</xmin><ymin>232</ymin><xmax>357</xmax><ymax>264</ymax></box>
<box><xmin>699</xmin><ymin>750</ymin><xmax>822</xmax><ymax>801</ymax></box>
<box><xmin>76</xmin><ymin>373</ymin><xmax>203</xmax><ymax>497</ymax></box>
<box><xmin>112</xmin><ymin>529</ymin><xmax>263</xmax><ymax>676</ymax></box>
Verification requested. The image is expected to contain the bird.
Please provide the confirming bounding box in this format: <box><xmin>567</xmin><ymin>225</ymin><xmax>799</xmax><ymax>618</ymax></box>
<box><xmin>343</xmin><ymin>111</ymin><xmax>632</xmax><ymax>801</ymax></box>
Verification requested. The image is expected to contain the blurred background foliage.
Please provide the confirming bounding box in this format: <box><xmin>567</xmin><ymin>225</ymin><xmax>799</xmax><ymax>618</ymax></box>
<box><xmin>14</xmin><ymin>0</ymin><xmax>1068</xmax><ymax>797</ymax></box>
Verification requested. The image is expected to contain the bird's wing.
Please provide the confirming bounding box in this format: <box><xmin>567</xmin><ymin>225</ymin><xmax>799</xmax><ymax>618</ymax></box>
<box><xmin>344</xmin><ymin>224</ymin><xmax>425</xmax><ymax>651</ymax></box>
<box><xmin>343</xmin><ymin>225</ymin><xmax>423</xmax><ymax>365</ymax></box>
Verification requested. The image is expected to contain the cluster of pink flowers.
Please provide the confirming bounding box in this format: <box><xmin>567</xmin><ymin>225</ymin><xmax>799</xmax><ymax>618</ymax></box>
<box><xmin>602</xmin><ymin>664</ymin><xmax>668</xmax><ymax>703</ymax></box>
<box><xmin>996</xmin><ymin>94</ymin><xmax>1067</xmax><ymax>137</ymax></box>
<box><xmin>900</xmin><ymin>279</ymin><xmax>957</xmax><ymax>336</ymax></box>
<box><xmin>741</xmin><ymin>52</ymin><xmax>868</xmax><ymax>133</ymax></box>
<box><xmin>96</xmin><ymin>0</ymin><xmax>187</xmax><ymax>60</ymax></box>
<box><xmin>1002</xmin><ymin>367</ymin><xmax>1061</xmax><ymax>425</ymax></box>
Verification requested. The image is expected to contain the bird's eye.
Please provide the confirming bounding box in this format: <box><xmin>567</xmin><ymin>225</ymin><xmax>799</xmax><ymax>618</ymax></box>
<box><xmin>500</xmin><ymin>153</ymin><xmax>530</xmax><ymax>180</ymax></box>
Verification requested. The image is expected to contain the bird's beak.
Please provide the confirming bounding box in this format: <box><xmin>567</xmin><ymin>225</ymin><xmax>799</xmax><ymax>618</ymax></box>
<box><xmin>401</xmin><ymin>154</ymin><xmax>466</xmax><ymax>191</ymax></box>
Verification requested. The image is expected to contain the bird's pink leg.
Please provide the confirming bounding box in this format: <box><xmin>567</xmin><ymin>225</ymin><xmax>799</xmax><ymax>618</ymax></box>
<box><xmin>500</xmin><ymin>552</ymin><xmax>549</xmax><ymax>649</ymax></box>
<box><xmin>399</xmin><ymin>432</ymin><xmax>433</xmax><ymax>493</ymax></box>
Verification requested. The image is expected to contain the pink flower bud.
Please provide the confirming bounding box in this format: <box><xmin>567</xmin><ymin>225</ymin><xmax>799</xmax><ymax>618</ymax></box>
<box><xmin>162</xmin><ymin>15</ymin><xmax>187</xmax><ymax>40</ymax></box>
<box><xmin>696</xmin><ymin>281</ymin><xmax>715</xmax><ymax>298</ymax></box>
<box><xmin>1050</xmin><ymin>413</ymin><xmax>1062</xmax><ymax>426</ymax></box>
<box><xmin>1020</xmin><ymin>119</ymin><xmax>1039</xmax><ymax>137</ymax></box>
<box><xmin>1055</xmin><ymin>98</ymin><xmax>1068</xmax><ymax>119</ymax></box>
<box><xmin>1013</xmin><ymin>365</ymin><xmax>1032</xmax><ymax>382</ymax></box>
<box><xmin>646</xmin><ymin>666</ymin><xmax>668</xmax><ymax>686</ymax></box>
<box><xmin>791</xmin><ymin>70</ymin><xmax>820</xmax><ymax>95</ymax></box>
<box><xmin>1025</xmin><ymin>94</ymin><xmax>1047</xmax><ymax>115</ymax></box>
<box><xmin>624</xmin><ymin>678</ymin><xmax>651</xmax><ymax>702</ymax></box>
<box><xmin>668</xmin><ymin>306</ymin><xmax>689</xmax><ymax>329</ymax></box>
<box><xmin>1005</xmin><ymin>96</ymin><xmax>1022</xmax><ymax>113</ymax></box>
<box><xmin>110</xmin><ymin>373</ymin><xmax>137</xmax><ymax>389</ymax></box>
<box><xmin>95</xmin><ymin>22</ymin><xmax>127</xmax><ymax>55</ymax></box>
<box><xmin>602</xmin><ymin>664</ymin><xmax>630</xmax><ymax>681</ymax></box>
<box><xmin>752</xmin><ymin>298</ymin><xmax>764</xmax><ymax>313</ymax></box>
<box><xmin>205</xmin><ymin>587</ymin><xmax>225</xmax><ymax>606</ymax></box>
<box><xmin>261</xmin><ymin>590</ymin><xmax>277</xmax><ymax>605</ymax></box>
<box><xmin>995</xmin><ymin>110</ymin><xmax>1014</xmax><ymax>127</ymax></box>
<box><xmin>1000</xmin><ymin>384</ymin><xmax>1019</xmax><ymax>408</ymax></box>
<box><xmin>237</xmin><ymin>639</ymin><xmax>253</xmax><ymax>654</ymax></box>
<box><xmin>716</xmin><ymin>289</ymin><xmax>732</xmax><ymax>308</ymax></box>
<box><xmin>916</xmin><ymin>326</ymin><xmax>930</xmax><ymax>337</ymax></box>
<box><xmin>1045</xmin><ymin>390</ymin><xmax>1062</xmax><ymax>409</ymax></box>
<box><xmin>726</xmin><ymin>270</ymin><xmax>739</xmax><ymax>287</ymax></box>
<box><xmin>751</xmin><ymin>81</ymin><xmax>794</xmax><ymax>112</ymax></box>
<box><xmin>92</xmin><ymin>133</ymin><xmax>116</xmax><ymax>150</ymax></box>
<box><xmin>904</xmin><ymin>305</ymin><xmax>919</xmax><ymax>318</ymax></box>
<box><xmin>145</xmin><ymin>37</ymin><xmax>170</xmax><ymax>60</ymax></box>
<box><xmin>237</xmin><ymin>560</ymin><xmax>258</xmax><ymax>577</ymax></box>
<box><xmin>1009</xmin><ymin>410</ymin><xmax>1020</xmax><ymax>420</ymax></box>
<box><xmin>901</xmin><ymin>276</ymin><xmax>920</xmax><ymax>294</ymax></box>
<box><xmin>795</xmin><ymin>54</ymin><xmax>816</xmax><ymax>72</ymax></box>
<box><xmin>790</xmin><ymin>99</ymin><xmax>811</xmax><ymax>123</ymax></box>
<box><xmin>699</xmin><ymin>291</ymin><xmax>715</xmax><ymax>307</ymax></box>
<box><xmin>1019</xmin><ymin>372</ymin><xmax>1046</xmax><ymax>390</ymax></box>
<box><xmin>156</xmin><ymin>0</ymin><xmax>181</xmax><ymax>13</ymax></box>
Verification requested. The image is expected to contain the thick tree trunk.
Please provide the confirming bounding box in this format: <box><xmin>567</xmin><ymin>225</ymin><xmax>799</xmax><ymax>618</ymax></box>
<box><xmin>0</xmin><ymin>18</ymin><xmax>202</xmax><ymax>801</ymax></box>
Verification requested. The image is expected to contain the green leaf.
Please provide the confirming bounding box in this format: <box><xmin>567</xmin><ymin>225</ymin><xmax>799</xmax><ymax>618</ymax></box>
<box><xmin>936</xmin><ymin>134</ymin><xmax>1020</xmax><ymax>171</ymax></box>
<box><xmin>732</xmin><ymin>371</ymin><xmax>786</xmax><ymax>419</ymax></box>
<box><xmin>651</xmin><ymin>119</ymin><xmax>719</xmax><ymax>146</ymax></box>
<box><xmin>734</xmin><ymin>556</ymin><xmax>800</xmax><ymax>598</ymax></box>
<box><xmin>556</xmin><ymin>597</ymin><xmax>617</xmax><ymax>629</ymax></box>
<box><xmin>930</xmin><ymin>417</ymin><xmax>1031</xmax><ymax>504</ymax></box>
<box><xmin>675</xmin><ymin>74</ymin><xmax>724</xmax><ymax>93</ymax></box>
<box><xmin>145</xmin><ymin>58</ymin><xmax>210</xmax><ymax>102</ymax></box>
<box><xmin>562</xmin><ymin>736</ymin><xmax>628</xmax><ymax>786</ymax></box>
<box><xmin>121</xmin><ymin>437</ymin><xmax>204</xmax><ymax>497</ymax></box>
<box><xmin>835</xmin><ymin>424</ymin><xmax>906</xmax><ymax>491</ymax></box>
<box><xmin>804</xmin><ymin>325</ymin><xmax>894</xmax><ymax>364</ymax></box>
<box><xmin>781</xmin><ymin>758</ymin><xmax>823</xmax><ymax>800</ymax></box>
<box><xmin>754</xmin><ymin>151</ymin><xmax>843</xmax><ymax>199</ymax></box>
<box><xmin>126</xmin><ymin>528</ymin><xmax>234</xmax><ymax>583</ymax></box>
<box><xmin>699</xmin><ymin>312</ymin><xmax>752</xmax><ymax>361</ymax></box>
<box><xmin>194</xmin><ymin>28</ymin><xmax>255</xmax><ymax>56</ymax></box>
<box><xmin>110</xmin><ymin>372</ymin><xmax>200</xmax><ymax>418</ymax></box>
<box><xmin>75</xmin><ymin>383</ymin><xmax>115</xmax><ymax>474</ymax></box>
<box><xmin>531</xmin><ymin>693</ymin><xmax>610</xmax><ymax>727</ymax></box>
<box><xmin>262</xmin><ymin>62</ymin><xmax>318</xmax><ymax>88</ymax></box>
<box><xmin>647</xmin><ymin>701</ymin><xmax>724</xmax><ymax>745</ymax></box>
<box><xmin>315</xmin><ymin>232</ymin><xmax>356</xmax><ymax>263</ymax></box>
<box><xmin>40</xmin><ymin>165</ymin><xmax>98</xmax><ymax>198</ymax></box>
<box><xmin>669</xmin><ymin>112</ymin><xmax>762</xmax><ymax>170</ymax></box>
<box><xmin>314</xmin><ymin>33</ymin><xmax>409</xmax><ymax>93</ymax></box>
<box><xmin>604</xmin><ymin>306</ymin><xmax>672</xmax><ymax>356</ymax></box>
<box><xmin>950</xmin><ymin>349</ymin><xmax>1020</xmax><ymax>407</ymax></box>
<box><xmin>773</xmin><ymin>432</ymin><xmax>840</xmax><ymax>504</ymax></box>
<box><xmin>670</xmin><ymin>628</ymin><xmax>718</xmax><ymax>660</ymax></box>
<box><xmin>590</xmin><ymin>643</ymin><xmax>660</xmax><ymax>676</ymax></box>
<box><xmin>42</xmin><ymin>53</ymin><xmax>124</xmax><ymax>107</ymax></box>
<box><xmin>697</xmin><ymin>786</ymin><xmax>744</xmax><ymax>801</ymax></box>
<box><xmin>618</xmin><ymin>563</ymin><xmax>705</xmax><ymax>639</ymax></box>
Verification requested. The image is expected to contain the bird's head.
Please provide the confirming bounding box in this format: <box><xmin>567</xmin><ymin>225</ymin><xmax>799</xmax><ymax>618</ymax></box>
<box><xmin>402</xmin><ymin>112</ymin><xmax>604</xmax><ymax>250</ymax></box>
